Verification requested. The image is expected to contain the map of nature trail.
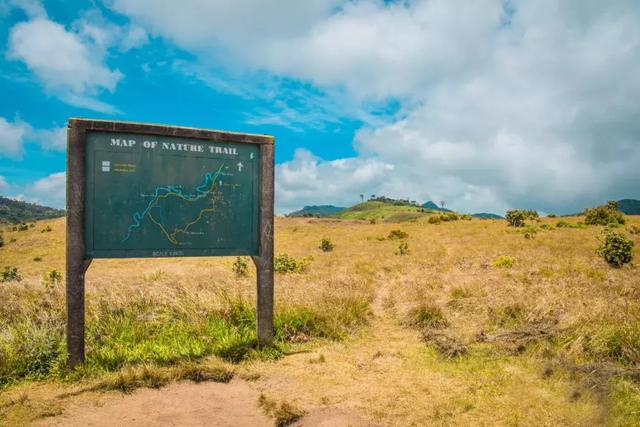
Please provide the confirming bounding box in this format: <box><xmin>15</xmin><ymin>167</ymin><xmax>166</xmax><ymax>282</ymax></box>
<box><xmin>122</xmin><ymin>164</ymin><xmax>226</xmax><ymax>245</ymax></box>
<box><xmin>85</xmin><ymin>131</ymin><xmax>260</xmax><ymax>258</ymax></box>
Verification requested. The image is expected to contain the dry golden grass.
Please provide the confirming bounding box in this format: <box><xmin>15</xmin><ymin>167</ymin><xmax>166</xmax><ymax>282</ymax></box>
<box><xmin>1</xmin><ymin>215</ymin><xmax>639</xmax><ymax>425</ymax></box>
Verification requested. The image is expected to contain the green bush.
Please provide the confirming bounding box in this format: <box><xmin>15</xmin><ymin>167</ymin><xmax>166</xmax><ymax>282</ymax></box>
<box><xmin>17</xmin><ymin>223</ymin><xmax>28</xmax><ymax>232</ymax></box>
<box><xmin>41</xmin><ymin>225</ymin><xmax>52</xmax><ymax>233</ymax></box>
<box><xmin>597</xmin><ymin>230</ymin><xmax>634</xmax><ymax>267</ymax></box>
<box><xmin>232</xmin><ymin>257</ymin><xmax>249</xmax><ymax>276</ymax></box>
<box><xmin>43</xmin><ymin>269</ymin><xmax>63</xmax><ymax>288</ymax></box>
<box><xmin>274</xmin><ymin>253</ymin><xmax>312</xmax><ymax>273</ymax></box>
<box><xmin>506</xmin><ymin>210</ymin><xmax>526</xmax><ymax>227</ymax></box>
<box><xmin>0</xmin><ymin>233</ymin><xmax>4</xmax><ymax>248</ymax></box>
<box><xmin>585</xmin><ymin>201</ymin><xmax>625</xmax><ymax>226</ymax></box>
<box><xmin>319</xmin><ymin>238</ymin><xmax>334</xmax><ymax>252</ymax></box>
<box><xmin>440</xmin><ymin>212</ymin><xmax>459</xmax><ymax>222</ymax></box>
<box><xmin>428</xmin><ymin>216</ymin><xmax>442</xmax><ymax>225</ymax></box>
<box><xmin>387</xmin><ymin>229</ymin><xmax>408</xmax><ymax>240</ymax></box>
<box><xmin>628</xmin><ymin>225</ymin><xmax>640</xmax><ymax>235</ymax></box>
<box><xmin>1</xmin><ymin>266</ymin><xmax>22</xmax><ymax>283</ymax></box>
<box><xmin>492</xmin><ymin>256</ymin><xmax>515</xmax><ymax>268</ymax></box>
<box><xmin>523</xmin><ymin>225</ymin><xmax>537</xmax><ymax>239</ymax></box>
<box><xmin>556</xmin><ymin>220</ymin><xmax>586</xmax><ymax>229</ymax></box>
<box><xmin>395</xmin><ymin>242</ymin><xmax>409</xmax><ymax>255</ymax></box>
<box><xmin>506</xmin><ymin>209</ymin><xmax>539</xmax><ymax>227</ymax></box>
<box><xmin>547</xmin><ymin>214</ymin><xmax>557</xmax><ymax>218</ymax></box>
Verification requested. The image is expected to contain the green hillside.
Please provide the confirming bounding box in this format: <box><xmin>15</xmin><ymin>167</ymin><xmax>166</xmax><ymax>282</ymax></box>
<box><xmin>335</xmin><ymin>201</ymin><xmax>436</xmax><ymax>222</ymax></box>
<box><xmin>0</xmin><ymin>196</ymin><xmax>65</xmax><ymax>224</ymax></box>
<box><xmin>618</xmin><ymin>199</ymin><xmax>640</xmax><ymax>215</ymax></box>
<box><xmin>287</xmin><ymin>205</ymin><xmax>346</xmax><ymax>217</ymax></box>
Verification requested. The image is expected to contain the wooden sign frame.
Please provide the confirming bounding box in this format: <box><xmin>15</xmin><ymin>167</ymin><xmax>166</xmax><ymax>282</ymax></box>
<box><xmin>66</xmin><ymin>118</ymin><xmax>274</xmax><ymax>367</ymax></box>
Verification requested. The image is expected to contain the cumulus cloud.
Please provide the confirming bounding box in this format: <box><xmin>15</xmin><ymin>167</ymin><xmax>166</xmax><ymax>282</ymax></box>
<box><xmin>0</xmin><ymin>117</ymin><xmax>29</xmax><ymax>159</ymax></box>
<box><xmin>0</xmin><ymin>176</ymin><xmax>9</xmax><ymax>192</ymax></box>
<box><xmin>21</xmin><ymin>171</ymin><xmax>66</xmax><ymax>208</ymax></box>
<box><xmin>276</xmin><ymin>149</ymin><xmax>394</xmax><ymax>213</ymax></box>
<box><xmin>35</xmin><ymin>126</ymin><xmax>66</xmax><ymax>151</ymax></box>
<box><xmin>4</xmin><ymin>1</ymin><xmax>149</xmax><ymax>112</ymax></box>
<box><xmin>0</xmin><ymin>116</ymin><xmax>67</xmax><ymax>156</ymax></box>
<box><xmin>110</xmin><ymin>0</ymin><xmax>640</xmax><ymax>214</ymax></box>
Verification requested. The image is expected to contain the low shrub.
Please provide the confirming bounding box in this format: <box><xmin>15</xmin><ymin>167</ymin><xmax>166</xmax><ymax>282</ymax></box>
<box><xmin>492</xmin><ymin>256</ymin><xmax>515</xmax><ymax>268</ymax></box>
<box><xmin>628</xmin><ymin>225</ymin><xmax>640</xmax><ymax>235</ymax></box>
<box><xmin>506</xmin><ymin>210</ymin><xmax>526</xmax><ymax>227</ymax></box>
<box><xmin>428</xmin><ymin>216</ymin><xmax>442</xmax><ymax>225</ymax></box>
<box><xmin>440</xmin><ymin>212</ymin><xmax>459</xmax><ymax>222</ymax></box>
<box><xmin>41</xmin><ymin>226</ymin><xmax>52</xmax><ymax>233</ymax></box>
<box><xmin>523</xmin><ymin>225</ymin><xmax>537</xmax><ymax>239</ymax></box>
<box><xmin>585</xmin><ymin>201</ymin><xmax>625</xmax><ymax>226</ymax></box>
<box><xmin>1</xmin><ymin>266</ymin><xmax>22</xmax><ymax>283</ymax></box>
<box><xmin>232</xmin><ymin>257</ymin><xmax>249</xmax><ymax>276</ymax></box>
<box><xmin>274</xmin><ymin>253</ymin><xmax>312</xmax><ymax>273</ymax></box>
<box><xmin>597</xmin><ymin>230</ymin><xmax>634</xmax><ymax>267</ymax></box>
<box><xmin>506</xmin><ymin>209</ymin><xmax>539</xmax><ymax>227</ymax></box>
<box><xmin>387</xmin><ymin>229</ymin><xmax>408</xmax><ymax>240</ymax></box>
<box><xmin>43</xmin><ymin>270</ymin><xmax>63</xmax><ymax>288</ymax></box>
<box><xmin>395</xmin><ymin>242</ymin><xmax>409</xmax><ymax>255</ymax></box>
<box><xmin>17</xmin><ymin>223</ymin><xmax>28</xmax><ymax>232</ymax></box>
<box><xmin>319</xmin><ymin>237</ymin><xmax>334</xmax><ymax>252</ymax></box>
<box><xmin>547</xmin><ymin>214</ymin><xmax>557</xmax><ymax>218</ymax></box>
<box><xmin>556</xmin><ymin>220</ymin><xmax>586</xmax><ymax>229</ymax></box>
<box><xmin>0</xmin><ymin>233</ymin><xmax>4</xmax><ymax>248</ymax></box>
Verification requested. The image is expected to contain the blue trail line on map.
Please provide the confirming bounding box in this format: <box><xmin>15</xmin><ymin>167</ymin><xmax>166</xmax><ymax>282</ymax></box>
<box><xmin>121</xmin><ymin>169</ymin><xmax>220</xmax><ymax>243</ymax></box>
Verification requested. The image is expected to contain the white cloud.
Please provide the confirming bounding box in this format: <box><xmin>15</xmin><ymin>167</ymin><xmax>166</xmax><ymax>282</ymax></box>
<box><xmin>21</xmin><ymin>171</ymin><xmax>65</xmax><ymax>208</ymax></box>
<box><xmin>35</xmin><ymin>126</ymin><xmax>66</xmax><ymax>151</ymax></box>
<box><xmin>0</xmin><ymin>117</ymin><xmax>29</xmax><ymax>159</ymax></box>
<box><xmin>0</xmin><ymin>116</ymin><xmax>67</xmax><ymax>156</ymax></box>
<box><xmin>0</xmin><ymin>176</ymin><xmax>9</xmax><ymax>192</ymax></box>
<box><xmin>110</xmin><ymin>0</ymin><xmax>640</xmax><ymax>214</ymax></box>
<box><xmin>276</xmin><ymin>149</ymin><xmax>394</xmax><ymax>213</ymax></box>
<box><xmin>6</xmin><ymin>4</ymin><xmax>127</xmax><ymax>112</ymax></box>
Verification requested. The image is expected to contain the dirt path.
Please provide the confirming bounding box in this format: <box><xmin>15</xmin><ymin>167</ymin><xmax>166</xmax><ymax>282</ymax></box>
<box><xmin>38</xmin><ymin>379</ymin><xmax>271</xmax><ymax>427</ymax></box>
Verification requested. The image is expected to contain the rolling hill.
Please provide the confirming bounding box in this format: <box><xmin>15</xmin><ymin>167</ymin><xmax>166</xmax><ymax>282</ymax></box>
<box><xmin>0</xmin><ymin>196</ymin><xmax>65</xmax><ymax>224</ymax></box>
<box><xmin>618</xmin><ymin>199</ymin><xmax>640</xmax><ymax>215</ymax></box>
<box><xmin>286</xmin><ymin>205</ymin><xmax>346</xmax><ymax>217</ymax></box>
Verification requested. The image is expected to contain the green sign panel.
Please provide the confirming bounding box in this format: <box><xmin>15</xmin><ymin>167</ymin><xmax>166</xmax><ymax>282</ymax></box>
<box><xmin>85</xmin><ymin>131</ymin><xmax>260</xmax><ymax>258</ymax></box>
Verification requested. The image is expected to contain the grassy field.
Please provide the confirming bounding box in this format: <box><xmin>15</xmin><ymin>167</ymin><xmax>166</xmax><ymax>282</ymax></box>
<box><xmin>1</xmin><ymin>214</ymin><xmax>639</xmax><ymax>425</ymax></box>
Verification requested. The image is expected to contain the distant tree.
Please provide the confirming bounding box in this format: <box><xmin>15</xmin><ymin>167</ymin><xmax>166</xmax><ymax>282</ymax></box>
<box><xmin>440</xmin><ymin>201</ymin><xmax>446</xmax><ymax>209</ymax></box>
<box><xmin>360</xmin><ymin>194</ymin><xmax>364</xmax><ymax>203</ymax></box>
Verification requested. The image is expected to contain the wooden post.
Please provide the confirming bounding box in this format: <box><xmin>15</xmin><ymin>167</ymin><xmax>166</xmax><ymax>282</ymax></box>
<box><xmin>253</xmin><ymin>141</ymin><xmax>275</xmax><ymax>345</ymax></box>
<box><xmin>66</xmin><ymin>120</ymin><xmax>89</xmax><ymax>367</ymax></box>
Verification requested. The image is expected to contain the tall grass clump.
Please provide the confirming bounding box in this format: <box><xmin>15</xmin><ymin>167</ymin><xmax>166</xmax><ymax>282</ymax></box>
<box><xmin>0</xmin><ymin>277</ymin><xmax>372</xmax><ymax>388</ymax></box>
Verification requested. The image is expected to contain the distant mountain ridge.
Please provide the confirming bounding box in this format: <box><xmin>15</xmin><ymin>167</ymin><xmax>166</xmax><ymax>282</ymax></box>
<box><xmin>0</xmin><ymin>196</ymin><xmax>65</xmax><ymax>224</ymax></box>
<box><xmin>472</xmin><ymin>213</ymin><xmax>504</xmax><ymax>219</ymax></box>
<box><xmin>421</xmin><ymin>201</ymin><xmax>453</xmax><ymax>212</ymax></box>
<box><xmin>287</xmin><ymin>205</ymin><xmax>346</xmax><ymax>217</ymax></box>
<box><xmin>618</xmin><ymin>199</ymin><xmax>640</xmax><ymax>215</ymax></box>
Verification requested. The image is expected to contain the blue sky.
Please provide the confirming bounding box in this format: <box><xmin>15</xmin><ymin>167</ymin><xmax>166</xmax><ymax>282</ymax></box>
<box><xmin>1</xmin><ymin>0</ymin><xmax>639</xmax><ymax>214</ymax></box>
